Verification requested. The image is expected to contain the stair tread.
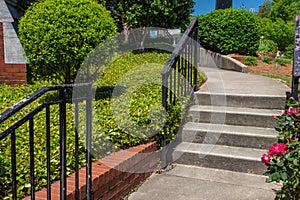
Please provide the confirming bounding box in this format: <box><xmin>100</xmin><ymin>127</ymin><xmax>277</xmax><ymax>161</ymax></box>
<box><xmin>174</xmin><ymin>142</ymin><xmax>265</xmax><ymax>161</ymax></box>
<box><xmin>190</xmin><ymin>105</ymin><xmax>281</xmax><ymax>116</ymax></box>
<box><xmin>195</xmin><ymin>91</ymin><xmax>286</xmax><ymax>98</ymax></box>
<box><xmin>183</xmin><ymin>122</ymin><xmax>277</xmax><ymax>138</ymax></box>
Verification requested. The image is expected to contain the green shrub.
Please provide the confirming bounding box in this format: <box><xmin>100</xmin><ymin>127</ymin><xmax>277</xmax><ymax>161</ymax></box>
<box><xmin>197</xmin><ymin>8</ymin><xmax>259</xmax><ymax>55</ymax></box>
<box><xmin>284</xmin><ymin>44</ymin><xmax>294</xmax><ymax>59</ymax></box>
<box><xmin>261</xmin><ymin>56</ymin><xmax>272</xmax><ymax>64</ymax></box>
<box><xmin>257</xmin><ymin>17</ymin><xmax>294</xmax><ymax>52</ymax></box>
<box><xmin>258</xmin><ymin>39</ymin><xmax>278</xmax><ymax>54</ymax></box>
<box><xmin>275</xmin><ymin>57</ymin><xmax>291</xmax><ymax>65</ymax></box>
<box><xmin>0</xmin><ymin>51</ymin><xmax>207</xmax><ymax>199</ymax></box>
<box><xmin>243</xmin><ymin>56</ymin><xmax>257</xmax><ymax>66</ymax></box>
<box><xmin>19</xmin><ymin>0</ymin><xmax>117</xmax><ymax>84</ymax></box>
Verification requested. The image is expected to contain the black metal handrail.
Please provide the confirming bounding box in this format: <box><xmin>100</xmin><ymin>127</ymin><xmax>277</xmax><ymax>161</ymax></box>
<box><xmin>160</xmin><ymin>18</ymin><xmax>199</xmax><ymax>166</ymax></box>
<box><xmin>0</xmin><ymin>83</ymin><xmax>93</xmax><ymax>200</ymax></box>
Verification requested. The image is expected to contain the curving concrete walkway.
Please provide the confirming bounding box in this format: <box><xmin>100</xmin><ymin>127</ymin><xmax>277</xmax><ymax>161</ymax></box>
<box><xmin>128</xmin><ymin>67</ymin><xmax>290</xmax><ymax>200</ymax></box>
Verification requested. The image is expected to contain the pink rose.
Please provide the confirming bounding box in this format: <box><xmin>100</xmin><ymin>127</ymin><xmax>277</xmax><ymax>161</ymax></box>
<box><xmin>261</xmin><ymin>154</ymin><xmax>270</xmax><ymax>163</ymax></box>
<box><xmin>269</xmin><ymin>143</ymin><xmax>287</xmax><ymax>156</ymax></box>
<box><xmin>287</xmin><ymin>108</ymin><xmax>298</xmax><ymax>115</ymax></box>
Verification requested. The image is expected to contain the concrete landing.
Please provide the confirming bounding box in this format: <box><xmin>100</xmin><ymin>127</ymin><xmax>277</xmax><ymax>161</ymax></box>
<box><xmin>199</xmin><ymin>67</ymin><xmax>289</xmax><ymax>96</ymax></box>
<box><xmin>128</xmin><ymin>164</ymin><xmax>280</xmax><ymax>200</ymax></box>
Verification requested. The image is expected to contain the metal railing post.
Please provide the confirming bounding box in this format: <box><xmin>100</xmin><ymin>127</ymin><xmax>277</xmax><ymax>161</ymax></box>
<box><xmin>86</xmin><ymin>84</ymin><xmax>93</xmax><ymax>200</ymax></box>
<box><xmin>59</xmin><ymin>89</ymin><xmax>67</xmax><ymax>200</ymax></box>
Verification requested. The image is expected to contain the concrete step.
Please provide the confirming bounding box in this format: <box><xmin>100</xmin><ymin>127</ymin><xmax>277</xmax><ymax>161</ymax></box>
<box><xmin>182</xmin><ymin>122</ymin><xmax>277</xmax><ymax>149</ymax></box>
<box><xmin>190</xmin><ymin>105</ymin><xmax>280</xmax><ymax>128</ymax></box>
<box><xmin>194</xmin><ymin>92</ymin><xmax>286</xmax><ymax>109</ymax></box>
<box><xmin>172</xmin><ymin>142</ymin><xmax>267</xmax><ymax>174</ymax></box>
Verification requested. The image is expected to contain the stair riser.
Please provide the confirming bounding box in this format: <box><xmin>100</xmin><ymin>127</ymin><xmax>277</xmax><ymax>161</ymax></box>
<box><xmin>194</xmin><ymin>93</ymin><xmax>286</xmax><ymax>109</ymax></box>
<box><xmin>192</xmin><ymin>111</ymin><xmax>277</xmax><ymax>128</ymax></box>
<box><xmin>182</xmin><ymin>130</ymin><xmax>276</xmax><ymax>149</ymax></box>
<box><xmin>173</xmin><ymin>152</ymin><xmax>266</xmax><ymax>175</ymax></box>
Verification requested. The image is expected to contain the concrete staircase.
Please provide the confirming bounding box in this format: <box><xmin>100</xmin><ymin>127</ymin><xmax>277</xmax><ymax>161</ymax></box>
<box><xmin>170</xmin><ymin>67</ymin><xmax>289</xmax><ymax>175</ymax></box>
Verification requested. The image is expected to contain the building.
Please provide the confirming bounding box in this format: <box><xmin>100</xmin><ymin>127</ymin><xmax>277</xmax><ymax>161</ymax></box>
<box><xmin>0</xmin><ymin>0</ymin><xmax>27</xmax><ymax>84</ymax></box>
<box><xmin>215</xmin><ymin>0</ymin><xmax>232</xmax><ymax>10</ymax></box>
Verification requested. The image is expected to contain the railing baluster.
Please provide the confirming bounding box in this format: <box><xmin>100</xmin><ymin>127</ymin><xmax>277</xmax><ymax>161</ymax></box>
<box><xmin>184</xmin><ymin>45</ymin><xmax>188</xmax><ymax>96</ymax></box>
<box><xmin>75</xmin><ymin>102</ymin><xmax>79</xmax><ymax>200</ymax></box>
<box><xmin>59</xmin><ymin>89</ymin><xmax>67</xmax><ymax>200</ymax></box>
<box><xmin>194</xmin><ymin>27</ymin><xmax>198</xmax><ymax>87</ymax></box>
<box><xmin>173</xmin><ymin>58</ymin><xmax>177</xmax><ymax>103</ymax></box>
<box><xmin>181</xmin><ymin>56</ymin><xmax>184</xmax><ymax>97</ymax></box>
<box><xmin>170</xmin><ymin>65</ymin><xmax>173</xmax><ymax>104</ymax></box>
<box><xmin>177</xmin><ymin>56</ymin><xmax>181</xmax><ymax>99</ymax></box>
<box><xmin>29</xmin><ymin>118</ymin><xmax>35</xmax><ymax>200</ymax></box>
<box><xmin>11</xmin><ymin>130</ymin><xmax>17</xmax><ymax>200</ymax></box>
<box><xmin>86</xmin><ymin>85</ymin><xmax>93</xmax><ymax>200</ymax></box>
<box><xmin>46</xmin><ymin>105</ymin><xmax>51</xmax><ymax>200</ymax></box>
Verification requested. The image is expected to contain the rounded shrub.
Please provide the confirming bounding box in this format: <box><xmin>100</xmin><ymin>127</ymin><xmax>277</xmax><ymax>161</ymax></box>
<box><xmin>243</xmin><ymin>56</ymin><xmax>257</xmax><ymax>66</ymax></box>
<box><xmin>261</xmin><ymin>56</ymin><xmax>273</xmax><ymax>64</ymax></box>
<box><xmin>275</xmin><ymin>57</ymin><xmax>291</xmax><ymax>65</ymax></box>
<box><xmin>197</xmin><ymin>8</ymin><xmax>260</xmax><ymax>55</ymax></box>
<box><xmin>258</xmin><ymin>39</ymin><xmax>278</xmax><ymax>54</ymax></box>
<box><xmin>19</xmin><ymin>0</ymin><xmax>117</xmax><ymax>84</ymax></box>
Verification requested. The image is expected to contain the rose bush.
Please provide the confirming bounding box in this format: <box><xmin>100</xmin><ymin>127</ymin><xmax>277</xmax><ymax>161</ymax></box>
<box><xmin>262</xmin><ymin>98</ymin><xmax>300</xmax><ymax>199</ymax></box>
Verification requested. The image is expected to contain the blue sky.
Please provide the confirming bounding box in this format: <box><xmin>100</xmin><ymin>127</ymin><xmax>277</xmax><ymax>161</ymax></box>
<box><xmin>193</xmin><ymin>0</ymin><xmax>267</xmax><ymax>16</ymax></box>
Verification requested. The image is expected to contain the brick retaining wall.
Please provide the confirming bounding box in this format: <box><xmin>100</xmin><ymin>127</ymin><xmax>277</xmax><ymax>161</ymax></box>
<box><xmin>23</xmin><ymin>142</ymin><xmax>159</xmax><ymax>200</ymax></box>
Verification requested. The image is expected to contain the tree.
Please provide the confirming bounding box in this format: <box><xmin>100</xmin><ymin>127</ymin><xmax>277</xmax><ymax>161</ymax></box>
<box><xmin>257</xmin><ymin>0</ymin><xmax>272</xmax><ymax>18</ymax></box>
<box><xmin>197</xmin><ymin>8</ymin><xmax>260</xmax><ymax>55</ymax></box>
<box><xmin>19</xmin><ymin>0</ymin><xmax>117</xmax><ymax>84</ymax></box>
<box><xmin>257</xmin><ymin>17</ymin><xmax>294</xmax><ymax>51</ymax></box>
<box><xmin>103</xmin><ymin>0</ymin><xmax>195</xmax><ymax>30</ymax></box>
<box><xmin>269</xmin><ymin>0</ymin><xmax>300</xmax><ymax>22</ymax></box>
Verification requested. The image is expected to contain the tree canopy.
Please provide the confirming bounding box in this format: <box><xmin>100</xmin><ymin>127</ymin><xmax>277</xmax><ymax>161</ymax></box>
<box><xmin>102</xmin><ymin>0</ymin><xmax>195</xmax><ymax>30</ymax></box>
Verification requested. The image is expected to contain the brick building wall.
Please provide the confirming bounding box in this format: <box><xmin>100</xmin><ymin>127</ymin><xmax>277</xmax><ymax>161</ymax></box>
<box><xmin>0</xmin><ymin>22</ymin><xmax>27</xmax><ymax>85</ymax></box>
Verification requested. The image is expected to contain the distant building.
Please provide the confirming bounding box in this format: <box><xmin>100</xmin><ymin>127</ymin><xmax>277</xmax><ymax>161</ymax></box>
<box><xmin>215</xmin><ymin>0</ymin><xmax>232</xmax><ymax>10</ymax></box>
<box><xmin>250</xmin><ymin>8</ymin><xmax>258</xmax><ymax>15</ymax></box>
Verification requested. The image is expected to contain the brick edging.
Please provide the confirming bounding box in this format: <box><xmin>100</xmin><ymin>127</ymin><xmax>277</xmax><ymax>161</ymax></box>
<box><xmin>23</xmin><ymin>142</ymin><xmax>159</xmax><ymax>200</ymax></box>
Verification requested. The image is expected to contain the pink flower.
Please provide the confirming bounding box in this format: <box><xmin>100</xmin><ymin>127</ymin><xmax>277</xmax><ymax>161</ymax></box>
<box><xmin>287</xmin><ymin>108</ymin><xmax>298</xmax><ymax>115</ymax></box>
<box><xmin>261</xmin><ymin>154</ymin><xmax>270</xmax><ymax>163</ymax></box>
<box><xmin>269</xmin><ymin>143</ymin><xmax>287</xmax><ymax>156</ymax></box>
<box><xmin>281</xmin><ymin>110</ymin><xmax>286</xmax><ymax>115</ymax></box>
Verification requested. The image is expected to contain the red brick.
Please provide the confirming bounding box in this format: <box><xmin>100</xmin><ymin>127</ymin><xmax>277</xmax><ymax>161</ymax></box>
<box><xmin>23</xmin><ymin>142</ymin><xmax>157</xmax><ymax>200</ymax></box>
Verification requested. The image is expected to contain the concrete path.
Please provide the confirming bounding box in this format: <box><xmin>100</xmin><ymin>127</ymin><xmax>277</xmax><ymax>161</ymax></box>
<box><xmin>128</xmin><ymin>67</ymin><xmax>289</xmax><ymax>200</ymax></box>
<box><xmin>199</xmin><ymin>66</ymin><xmax>289</xmax><ymax>97</ymax></box>
<box><xmin>128</xmin><ymin>164</ymin><xmax>280</xmax><ymax>200</ymax></box>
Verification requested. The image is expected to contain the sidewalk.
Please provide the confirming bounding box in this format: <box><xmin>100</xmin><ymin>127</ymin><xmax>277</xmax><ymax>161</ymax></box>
<box><xmin>128</xmin><ymin>164</ymin><xmax>280</xmax><ymax>200</ymax></box>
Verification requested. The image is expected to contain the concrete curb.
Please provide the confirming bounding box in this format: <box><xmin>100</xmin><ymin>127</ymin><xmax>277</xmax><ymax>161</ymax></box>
<box><xmin>199</xmin><ymin>48</ymin><xmax>248</xmax><ymax>73</ymax></box>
